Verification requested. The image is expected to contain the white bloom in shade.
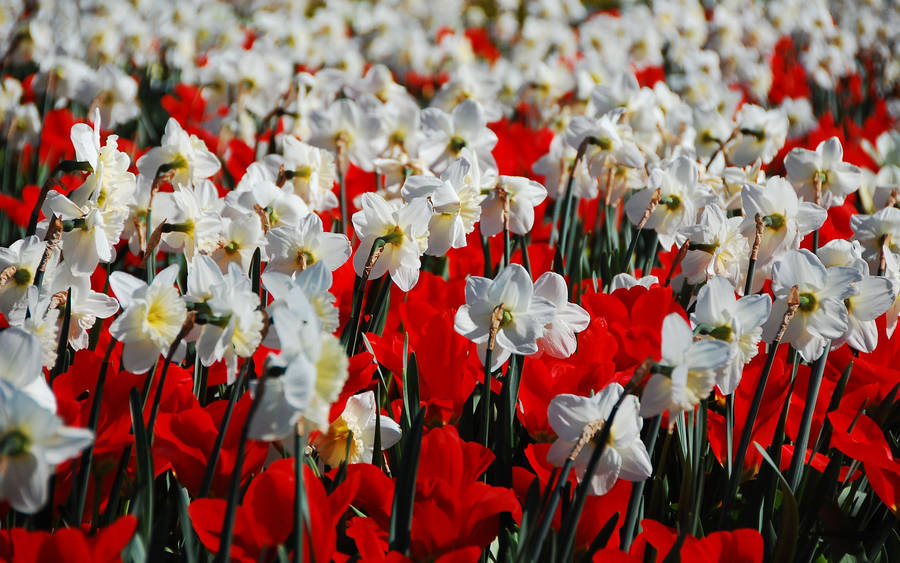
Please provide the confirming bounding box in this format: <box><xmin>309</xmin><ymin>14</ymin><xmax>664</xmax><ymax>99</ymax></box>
<box><xmin>546</xmin><ymin>383</ymin><xmax>652</xmax><ymax>496</ymax></box>
<box><xmin>46</xmin><ymin>269</ymin><xmax>119</xmax><ymax>351</ymax></box>
<box><xmin>0</xmin><ymin>327</ymin><xmax>56</xmax><ymax>411</ymax></box>
<box><xmin>352</xmin><ymin>194</ymin><xmax>431</xmax><ymax>292</ymax></box>
<box><xmin>136</xmin><ymin>118</ymin><xmax>221</xmax><ymax>187</ymax></box>
<box><xmin>42</xmin><ymin>191</ymin><xmax>120</xmax><ymax>276</ymax></box>
<box><xmin>681</xmin><ymin>205</ymin><xmax>749</xmax><ymax>287</ymax></box>
<box><xmin>785</xmin><ymin>137</ymin><xmax>863</xmax><ymax>208</ymax></box>
<box><xmin>313</xmin><ymin>390</ymin><xmax>402</xmax><ymax>467</ymax></box>
<box><xmin>625</xmin><ymin>156</ymin><xmax>715</xmax><ymax>251</ymax></box>
<box><xmin>609</xmin><ymin>273</ymin><xmax>659</xmax><ymax>291</ymax></box>
<box><xmin>480</xmin><ymin>176</ymin><xmax>548</xmax><ymax>237</ymax></box>
<box><xmin>565</xmin><ymin>110</ymin><xmax>645</xmax><ymax>176</ymax></box>
<box><xmin>211</xmin><ymin>214</ymin><xmax>267</xmax><ymax>273</ymax></box>
<box><xmin>276</xmin><ymin>136</ymin><xmax>339</xmax><ymax>212</ymax></box>
<box><xmin>263</xmin><ymin>261</ymin><xmax>340</xmax><ymax>335</ymax></box>
<box><xmin>640</xmin><ymin>313</ymin><xmax>731</xmax><ymax>420</ymax></box>
<box><xmin>108</xmin><ymin>265</ymin><xmax>188</xmax><ymax>374</ymax></box>
<box><xmin>153</xmin><ymin>184</ymin><xmax>223</xmax><ymax>260</ymax></box>
<box><xmin>691</xmin><ymin>277</ymin><xmax>771</xmax><ymax>395</ymax></box>
<box><xmin>533</xmin><ymin>272</ymin><xmax>590</xmax><ymax>358</ymax></box>
<box><xmin>15</xmin><ymin>290</ymin><xmax>60</xmax><ymax>370</ymax></box>
<box><xmin>725</xmin><ymin>104</ymin><xmax>788</xmax><ymax>167</ymax></box>
<box><xmin>454</xmin><ymin>264</ymin><xmax>556</xmax><ymax>371</ymax></box>
<box><xmin>309</xmin><ymin>98</ymin><xmax>384</xmax><ymax>173</ymax></box>
<box><xmin>0</xmin><ymin>236</ymin><xmax>45</xmax><ymax>315</ymax></box>
<box><xmin>265</xmin><ymin>214</ymin><xmax>351</xmax><ymax>276</ymax></box>
<box><xmin>68</xmin><ymin>109</ymin><xmax>136</xmax><ymax>217</ymax></box>
<box><xmin>849</xmin><ymin>206</ymin><xmax>900</xmax><ymax>270</ymax></box>
<box><xmin>195</xmin><ymin>262</ymin><xmax>265</xmax><ymax>383</ymax></box>
<box><xmin>762</xmin><ymin>250</ymin><xmax>860</xmax><ymax>363</ymax></box>
<box><xmin>253</xmin><ymin>307</ymin><xmax>349</xmax><ymax>437</ymax></box>
<box><xmin>740</xmin><ymin>177</ymin><xmax>827</xmax><ymax>273</ymax></box>
<box><xmin>817</xmin><ymin>240</ymin><xmax>896</xmax><ymax>353</ymax></box>
<box><xmin>401</xmin><ymin>155</ymin><xmax>486</xmax><ymax>256</ymax></box>
<box><xmin>0</xmin><ymin>381</ymin><xmax>93</xmax><ymax>514</ymax></box>
<box><xmin>533</xmin><ymin>135</ymin><xmax>596</xmax><ymax>200</ymax></box>
<box><xmin>226</xmin><ymin>164</ymin><xmax>310</xmax><ymax>230</ymax></box>
<box><xmin>881</xmin><ymin>250</ymin><xmax>900</xmax><ymax>337</ymax></box>
<box><xmin>420</xmin><ymin>99</ymin><xmax>498</xmax><ymax>174</ymax></box>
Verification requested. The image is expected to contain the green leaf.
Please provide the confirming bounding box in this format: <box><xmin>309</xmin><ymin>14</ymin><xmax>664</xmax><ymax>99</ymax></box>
<box><xmin>128</xmin><ymin>387</ymin><xmax>154</xmax><ymax>543</ymax></box>
<box><xmin>388</xmin><ymin>408</ymin><xmax>425</xmax><ymax>555</ymax></box>
<box><xmin>754</xmin><ymin>443</ymin><xmax>799</xmax><ymax>562</ymax></box>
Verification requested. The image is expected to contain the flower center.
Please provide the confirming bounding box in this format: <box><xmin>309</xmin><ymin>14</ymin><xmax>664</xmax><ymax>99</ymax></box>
<box><xmin>763</xmin><ymin>213</ymin><xmax>785</xmax><ymax>231</ymax></box>
<box><xmin>798</xmin><ymin>292</ymin><xmax>818</xmax><ymax>312</ymax></box>
<box><xmin>0</xmin><ymin>429</ymin><xmax>29</xmax><ymax>457</ymax></box>
<box><xmin>449</xmin><ymin>136</ymin><xmax>467</xmax><ymax>153</ymax></box>
<box><xmin>12</xmin><ymin>268</ymin><xmax>32</xmax><ymax>286</ymax></box>
<box><xmin>659</xmin><ymin>194</ymin><xmax>681</xmax><ymax>211</ymax></box>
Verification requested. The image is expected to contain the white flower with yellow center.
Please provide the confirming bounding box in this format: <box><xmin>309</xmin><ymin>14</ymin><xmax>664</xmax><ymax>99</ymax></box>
<box><xmin>109</xmin><ymin>264</ymin><xmax>188</xmax><ymax>374</ymax></box>
<box><xmin>0</xmin><ymin>236</ymin><xmax>45</xmax><ymax>316</ymax></box>
<box><xmin>0</xmin><ymin>380</ymin><xmax>93</xmax><ymax>514</ymax></box>
<box><xmin>640</xmin><ymin>313</ymin><xmax>731</xmax><ymax>420</ymax></box>
<box><xmin>691</xmin><ymin>276</ymin><xmax>771</xmax><ymax>395</ymax></box>
<box><xmin>352</xmin><ymin>193</ymin><xmax>431</xmax><ymax>292</ymax></box>
<box><xmin>314</xmin><ymin>391</ymin><xmax>402</xmax><ymax>467</ymax></box>
<box><xmin>136</xmin><ymin>118</ymin><xmax>221</xmax><ymax>187</ymax></box>
<box><xmin>546</xmin><ymin>383</ymin><xmax>652</xmax><ymax>496</ymax></box>
<box><xmin>402</xmin><ymin>154</ymin><xmax>486</xmax><ymax>256</ymax></box>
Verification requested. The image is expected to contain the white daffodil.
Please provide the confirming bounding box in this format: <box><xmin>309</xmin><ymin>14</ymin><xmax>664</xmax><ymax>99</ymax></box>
<box><xmin>42</xmin><ymin>191</ymin><xmax>121</xmax><ymax>276</ymax></box>
<box><xmin>785</xmin><ymin>137</ymin><xmax>863</xmax><ymax>208</ymax></box>
<box><xmin>194</xmin><ymin>262</ymin><xmax>265</xmax><ymax>383</ymax></box>
<box><xmin>740</xmin><ymin>177</ymin><xmax>827</xmax><ymax>275</ymax></box>
<box><xmin>265</xmin><ymin>213</ymin><xmax>351</xmax><ymax>277</ymax></box>
<box><xmin>0</xmin><ymin>327</ymin><xmax>56</xmax><ymax>411</ymax></box>
<box><xmin>533</xmin><ymin>135</ymin><xmax>596</xmax><ymax>201</ymax></box>
<box><xmin>0</xmin><ymin>381</ymin><xmax>93</xmax><ymax>514</ymax></box>
<box><xmin>546</xmin><ymin>383</ymin><xmax>652</xmax><ymax>496</ymax></box>
<box><xmin>211</xmin><ymin>214</ymin><xmax>267</xmax><ymax>273</ymax></box>
<box><xmin>276</xmin><ymin>136</ymin><xmax>339</xmax><ymax>212</ymax></box>
<box><xmin>565</xmin><ymin>110</ymin><xmax>645</xmax><ymax>176</ymax></box>
<box><xmin>762</xmin><ymin>249</ymin><xmax>860</xmax><ymax>363</ymax></box>
<box><xmin>153</xmin><ymin>184</ymin><xmax>223</xmax><ymax>260</ymax></box>
<box><xmin>68</xmin><ymin>109</ymin><xmax>136</xmax><ymax>220</ymax></box>
<box><xmin>609</xmin><ymin>273</ymin><xmax>660</xmax><ymax>291</ymax></box>
<box><xmin>136</xmin><ymin>118</ymin><xmax>221</xmax><ymax>187</ymax></box>
<box><xmin>0</xmin><ymin>235</ymin><xmax>46</xmax><ymax>316</ymax></box>
<box><xmin>681</xmin><ymin>204</ymin><xmax>750</xmax><ymax>288</ymax></box>
<box><xmin>263</xmin><ymin>261</ymin><xmax>340</xmax><ymax>335</ymax></box>
<box><xmin>109</xmin><ymin>264</ymin><xmax>188</xmax><ymax>374</ymax></box>
<box><xmin>314</xmin><ymin>390</ymin><xmax>402</xmax><ymax>467</ymax></box>
<box><xmin>817</xmin><ymin>240</ymin><xmax>896</xmax><ymax>353</ymax></box>
<box><xmin>533</xmin><ymin>272</ymin><xmax>590</xmax><ymax>359</ymax></box>
<box><xmin>420</xmin><ymin>98</ymin><xmax>498</xmax><ymax>174</ymax></box>
<box><xmin>691</xmin><ymin>276</ymin><xmax>771</xmax><ymax>395</ymax></box>
<box><xmin>251</xmin><ymin>290</ymin><xmax>349</xmax><ymax>437</ymax></box>
<box><xmin>725</xmin><ymin>104</ymin><xmax>788</xmax><ymax>167</ymax></box>
<box><xmin>309</xmin><ymin>98</ymin><xmax>383</xmax><ymax>173</ymax></box>
<box><xmin>849</xmin><ymin>206</ymin><xmax>900</xmax><ymax>271</ymax></box>
<box><xmin>226</xmin><ymin>164</ymin><xmax>310</xmax><ymax>229</ymax></box>
<box><xmin>640</xmin><ymin>313</ymin><xmax>731</xmax><ymax>420</ymax></box>
<box><xmin>625</xmin><ymin>156</ymin><xmax>715</xmax><ymax>251</ymax></box>
<box><xmin>352</xmin><ymin>193</ymin><xmax>431</xmax><ymax>292</ymax></box>
<box><xmin>454</xmin><ymin>263</ymin><xmax>556</xmax><ymax>371</ymax></box>
<box><xmin>480</xmin><ymin>175</ymin><xmax>548</xmax><ymax>238</ymax></box>
<box><xmin>15</xmin><ymin>289</ymin><xmax>60</xmax><ymax>370</ymax></box>
<box><xmin>401</xmin><ymin>155</ymin><xmax>486</xmax><ymax>255</ymax></box>
<box><xmin>46</xmin><ymin>268</ymin><xmax>119</xmax><ymax>351</ymax></box>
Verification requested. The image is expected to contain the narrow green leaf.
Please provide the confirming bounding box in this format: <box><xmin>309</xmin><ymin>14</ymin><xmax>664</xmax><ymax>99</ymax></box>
<box><xmin>754</xmin><ymin>443</ymin><xmax>799</xmax><ymax>563</ymax></box>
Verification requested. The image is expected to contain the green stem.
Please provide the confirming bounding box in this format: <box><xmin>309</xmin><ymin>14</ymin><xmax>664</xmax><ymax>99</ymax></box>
<box><xmin>786</xmin><ymin>343</ymin><xmax>830</xmax><ymax>493</ymax></box>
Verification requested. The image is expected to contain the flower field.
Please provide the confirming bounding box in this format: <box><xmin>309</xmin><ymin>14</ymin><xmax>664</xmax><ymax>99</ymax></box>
<box><xmin>0</xmin><ymin>0</ymin><xmax>899</xmax><ymax>561</ymax></box>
